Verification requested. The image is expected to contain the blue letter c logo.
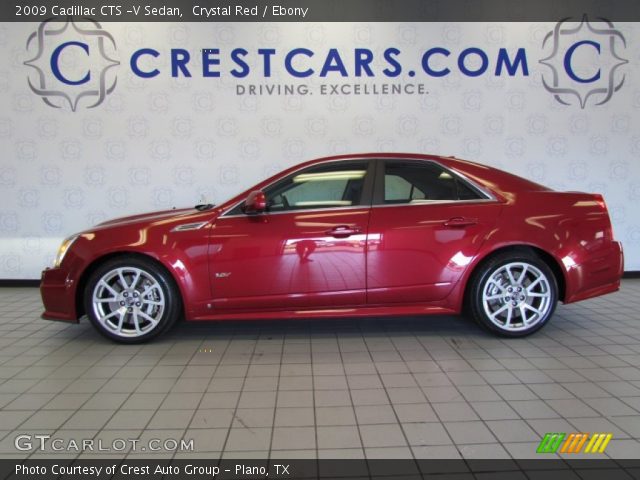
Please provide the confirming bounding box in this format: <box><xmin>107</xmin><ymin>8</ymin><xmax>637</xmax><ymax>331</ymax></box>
<box><xmin>564</xmin><ymin>40</ymin><xmax>600</xmax><ymax>84</ymax></box>
<box><xmin>51</xmin><ymin>41</ymin><xmax>90</xmax><ymax>85</ymax></box>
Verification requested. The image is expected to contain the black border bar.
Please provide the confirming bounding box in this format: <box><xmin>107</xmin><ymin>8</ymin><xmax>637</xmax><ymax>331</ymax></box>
<box><xmin>2</xmin><ymin>459</ymin><xmax>640</xmax><ymax>480</ymax></box>
<box><xmin>3</xmin><ymin>0</ymin><xmax>640</xmax><ymax>22</ymax></box>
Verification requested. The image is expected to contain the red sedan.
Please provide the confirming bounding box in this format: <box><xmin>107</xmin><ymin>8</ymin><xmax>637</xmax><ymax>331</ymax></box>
<box><xmin>40</xmin><ymin>153</ymin><xmax>624</xmax><ymax>343</ymax></box>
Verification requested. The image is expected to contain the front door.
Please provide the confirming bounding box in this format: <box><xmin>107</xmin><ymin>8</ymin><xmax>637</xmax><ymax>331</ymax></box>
<box><xmin>209</xmin><ymin>159</ymin><xmax>374</xmax><ymax>311</ymax></box>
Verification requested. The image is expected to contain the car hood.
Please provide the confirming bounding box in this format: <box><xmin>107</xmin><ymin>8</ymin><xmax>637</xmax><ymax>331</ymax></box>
<box><xmin>93</xmin><ymin>207</ymin><xmax>214</xmax><ymax>230</ymax></box>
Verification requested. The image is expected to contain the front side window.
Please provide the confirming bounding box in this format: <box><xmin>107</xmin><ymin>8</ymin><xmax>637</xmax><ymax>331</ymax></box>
<box><xmin>264</xmin><ymin>161</ymin><xmax>369</xmax><ymax>212</ymax></box>
<box><xmin>383</xmin><ymin>161</ymin><xmax>482</xmax><ymax>204</ymax></box>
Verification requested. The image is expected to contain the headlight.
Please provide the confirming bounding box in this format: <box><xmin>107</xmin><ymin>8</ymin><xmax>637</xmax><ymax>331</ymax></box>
<box><xmin>53</xmin><ymin>235</ymin><xmax>79</xmax><ymax>268</ymax></box>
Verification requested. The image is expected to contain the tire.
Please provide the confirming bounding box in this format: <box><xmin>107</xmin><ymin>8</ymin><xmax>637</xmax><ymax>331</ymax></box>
<box><xmin>467</xmin><ymin>251</ymin><xmax>558</xmax><ymax>337</ymax></box>
<box><xmin>84</xmin><ymin>256</ymin><xmax>181</xmax><ymax>343</ymax></box>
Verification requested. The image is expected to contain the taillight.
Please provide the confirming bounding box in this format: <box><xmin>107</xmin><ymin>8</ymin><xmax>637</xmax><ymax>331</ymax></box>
<box><xmin>593</xmin><ymin>193</ymin><xmax>607</xmax><ymax>211</ymax></box>
<box><xmin>593</xmin><ymin>193</ymin><xmax>614</xmax><ymax>241</ymax></box>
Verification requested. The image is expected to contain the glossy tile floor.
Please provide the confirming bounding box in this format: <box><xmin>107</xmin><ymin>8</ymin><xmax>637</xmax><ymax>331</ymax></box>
<box><xmin>0</xmin><ymin>282</ymin><xmax>639</xmax><ymax>460</ymax></box>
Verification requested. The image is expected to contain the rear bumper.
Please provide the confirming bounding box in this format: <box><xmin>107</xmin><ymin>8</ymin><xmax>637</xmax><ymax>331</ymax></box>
<box><xmin>564</xmin><ymin>241</ymin><xmax>624</xmax><ymax>304</ymax></box>
<box><xmin>40</xmin><ymin>267</ymin><xmax>78</xmax><ymax>323</ymax></box>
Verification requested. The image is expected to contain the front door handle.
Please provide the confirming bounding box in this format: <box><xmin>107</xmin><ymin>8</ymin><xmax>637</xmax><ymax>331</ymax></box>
<box><xmin>443</xmin><ymin>217</ymin><xmax>477</xmax><ymax>228</ymax></box>
<box><xmin>326</xmin><ymin>225</ymin><xmax>362</xmax><ymax>238</ymax></box>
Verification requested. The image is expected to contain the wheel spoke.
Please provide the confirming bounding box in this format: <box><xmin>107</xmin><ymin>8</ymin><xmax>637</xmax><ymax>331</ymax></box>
<box><xmin>142</xmin><ymin>299</ymin><xmax>163</xmax><ymax>306</ymax></box>
<box><xmin>489</xmin><ymin>303</ymin><xmax>510</xmax><ymax>320</ymax></box>
<box><xmin>94</xmin><ymin>297</ymin><xmax>118</xmax><ymax>303</ymax></box>
<box><xmin>99</xmin><ymin>280</ymin><xmax>119</xmax><ymax>297</ymax></box>
<box><xmin>518</xmin><ymin>264</ymin><xmax>528</xmax><ymax>285</ymax></box>
<box><xmin>117</xmin><ymin>269</ymin><xmax>129</xmax><ymax>289</ymax></box>
<box><xmin>484</xmin><ymin>293</ymin><xmax>503</xmax><ymax>301</ymax></box>
<box><xmin>506</xmin><ymin>267</ymin><xmax>517</xmax><ymax>285</ymax></box>
<box><xmin>518</xmin><ymin>304</ymin><xmax>528</xmax><ymax>323</ymax></box>
<box><xmin>527</xmin><ymin>292</ymin><xmax>548</xmax><ymax>298</ymax></box>
<box><xmin>137</xmin><ymin>310</ymin><xmax>159</xmax><ymax>327</ymax></box>
<box><xmin>132</xmin><ymin>312</ymin><xmax>142</xmax><ymax>334</ymax></box>
<box><xmin>522</xmin><ymin>302</ymin><xmax>542</xmax><ymax>317</ymax></box>
<box><xmin>101</xmin><ymin>309</ymin><xmax>121</xmax><ymax>324</ymax></box>
<box><xmin>140</xmin><ymin>285</ymin><xmax>156</xmax><ymax>298</ymax></box>
<box><xmin>130</xmin><ymin>270</ymin><xmax>141</xmax><ymax>290</ymax></box>
<box><xmin>526</xmin><ymin>276</ymin><xmax>543</xmax><ymax>293</ymax></box>
<box><xmin>504</xmin><ymin>305</ymin><xmax>513</xmax><ymax>326</ymax></box>
<box><xmin>116</xmin><ymin>311</ymin><xmax>125</xmax><ymax>333</ymax></box>
<box><xmin>487</xmin><ymin>279</ymin><xmax>506</xmax><ymax>293</ymax></box>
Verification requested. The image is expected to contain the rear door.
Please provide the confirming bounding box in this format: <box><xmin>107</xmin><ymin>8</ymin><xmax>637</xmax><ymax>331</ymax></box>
<box><xmin>366</xmin><ymin>159</ymin><xmax>503</xmax><ymax>304</ymax></box>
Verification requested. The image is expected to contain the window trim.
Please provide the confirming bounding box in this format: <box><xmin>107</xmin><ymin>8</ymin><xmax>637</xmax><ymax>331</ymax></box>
<box><xmin>373</xmin><ymin>158</ymin><xmax>496</xmax><ymax>206</ymax></box>
<box><xmin>370</xmin><ymin>198</ymin><xmax>498</xmax><ymax>210</ymax></box>
<box><xmin>221</xmin><ymin>158</ymin><xmax>376</xmax><ymax>218</ymax></box>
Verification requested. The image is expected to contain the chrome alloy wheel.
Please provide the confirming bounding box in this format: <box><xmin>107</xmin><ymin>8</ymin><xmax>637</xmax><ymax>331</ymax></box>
<box><xmin>481</xmin><ymin>262</ymin><xmax>552</xmax><ymax>332</ymax></box>
<box><xmin>91</xmin><ymin>267</ymin><xmax>165</xmax><ymax>338</ymax></box>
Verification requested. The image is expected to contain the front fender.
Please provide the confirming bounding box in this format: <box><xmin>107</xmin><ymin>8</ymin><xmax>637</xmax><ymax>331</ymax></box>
<box><xmin>64</xmin><ymin>220</ymin><xmax>213</xmax><ymax>321</ymax></box>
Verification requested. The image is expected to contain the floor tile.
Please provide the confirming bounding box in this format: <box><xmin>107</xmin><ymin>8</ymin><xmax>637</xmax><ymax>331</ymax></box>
<box><xmin>0</xmin><ymin>283</ymin><xmax>638</xmax><ymax>460</ymax></box>
<box><xmin>359</xmin><ymin>424</ymin><xmax>407</xmax><ymax>448</ymax></box>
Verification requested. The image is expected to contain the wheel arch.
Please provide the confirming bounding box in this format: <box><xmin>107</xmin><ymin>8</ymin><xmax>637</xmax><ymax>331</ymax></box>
<box><xmin>75</xmin><ymin>251</ymin><xmax>185</xmax><ymax>320</ymax></box>
<box><xmin>463</xmin><ymin>244</ymin><xmax>566</xmax><ymax>309</ymax></box>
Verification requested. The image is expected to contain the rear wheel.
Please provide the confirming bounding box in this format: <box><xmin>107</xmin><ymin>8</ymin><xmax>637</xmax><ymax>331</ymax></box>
<box><xmin>84</xmin><ymin>257</ymin><xmax>180</xmax><ymax>343</ymax></box>
<box><xmin>468</xmin><ymin>252</ymin><xmax>558</xmax><ymax>337</ymax></box>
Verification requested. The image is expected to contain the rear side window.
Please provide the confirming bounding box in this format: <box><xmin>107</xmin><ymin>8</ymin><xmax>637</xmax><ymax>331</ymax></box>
<box><xmin>383</xmin><ymin>161</ymin><xmax>483</xmax><ymax>204</ymax></box>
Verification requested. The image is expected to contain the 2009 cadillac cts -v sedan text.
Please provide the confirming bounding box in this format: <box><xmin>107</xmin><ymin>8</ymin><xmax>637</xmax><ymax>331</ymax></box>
<box><xmin>41</xmin><ymin>154</ymin><xmax>624</xmax><ymax>343</ymax></box>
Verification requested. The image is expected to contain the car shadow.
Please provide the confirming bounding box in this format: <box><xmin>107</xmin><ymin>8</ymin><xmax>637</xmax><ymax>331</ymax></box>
<box><xmin>64</xmin><ymin>312</ymin><xmax>496</xmax><ymax>345</ymax></box>
<box><xmin>158</xmin><ymin>314</ymin><xmax>494</xmax><ymax>344</ymax></box>
<box><xmin>65</xmin><ymin>304</ymin><xmax>586</xmax><ymax>344</ymax></box>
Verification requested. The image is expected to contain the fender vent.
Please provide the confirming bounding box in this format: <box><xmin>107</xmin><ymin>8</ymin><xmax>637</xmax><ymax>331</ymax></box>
<box><xmin>171</xmin><ymin>222</ymin><xmax>208</xmax><ymax>232</ymax></box>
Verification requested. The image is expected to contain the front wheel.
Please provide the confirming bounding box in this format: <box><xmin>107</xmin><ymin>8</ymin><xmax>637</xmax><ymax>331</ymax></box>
<box><xmin>84</xmin><ymin>257</ymin><xmax>181</xmax><ymax>343</ymax></box>
<box><xmin>468</xmin><ymin>252</ymin><xmax>558</xmax><ymax>337</ymax></box>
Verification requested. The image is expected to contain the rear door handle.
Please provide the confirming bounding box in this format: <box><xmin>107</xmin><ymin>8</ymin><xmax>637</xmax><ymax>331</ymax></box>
<box><xmin>443</xmin><ymin>217</ymin><xmax>477</xmax><ymax>228</ymax></box>
<box><xmin>326</xmin><ymin>225</ymin><xmax>362</xmax><ymax>238</ymax></box>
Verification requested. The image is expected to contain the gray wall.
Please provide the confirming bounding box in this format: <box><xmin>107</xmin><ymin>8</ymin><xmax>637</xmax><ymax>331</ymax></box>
<box><xmin>1</xmin><ymin>21</ymin><xmax>638</xmax><ymax>278</ymax></box>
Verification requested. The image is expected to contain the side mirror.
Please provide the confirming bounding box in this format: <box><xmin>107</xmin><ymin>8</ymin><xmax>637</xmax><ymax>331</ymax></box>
<box><xmin>244</xmin><ymin>190</ymin><xmax>267</xmax><ymax>214</ymax></box>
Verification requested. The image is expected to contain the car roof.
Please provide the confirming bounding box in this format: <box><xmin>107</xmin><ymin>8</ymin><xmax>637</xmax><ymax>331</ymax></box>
<box><xmin>220</xmin><ymin>153</ymin><xmax>551</xmax><ymax>213</ymax></box>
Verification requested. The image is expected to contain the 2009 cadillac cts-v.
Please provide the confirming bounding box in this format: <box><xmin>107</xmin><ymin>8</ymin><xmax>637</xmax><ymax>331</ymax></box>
<box><xmin>40</xmin><ymin>154</ymin><xmax>624</xmax><ymax>343</ymax></box>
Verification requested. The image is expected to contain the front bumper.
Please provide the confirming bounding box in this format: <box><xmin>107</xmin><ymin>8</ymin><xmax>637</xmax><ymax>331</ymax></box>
<box><xmin>40</xmin><ymin>267</ymin><xmax>78</xmax><ymax>322</ymax></box>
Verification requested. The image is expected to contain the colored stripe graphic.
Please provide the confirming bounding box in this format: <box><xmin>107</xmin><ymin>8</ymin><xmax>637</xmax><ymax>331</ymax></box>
<box><xmin>538</xmin><ymin>433</ymin><xmax>613</xmax><ymax>454</ymax></box>
<box><xmin>536</xmin><ymin>433</ymin><xmax>565</xmax><ymax>453</ymax></box>
<box><xmin>560</xmin><ymin>433</ymin><xmax>589</xmax><ymax>453</ymax></box>
<box><xmin>584</xmin><ymin>433</ymin><xmax>613</xmax><ymax>453</ymax></box>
